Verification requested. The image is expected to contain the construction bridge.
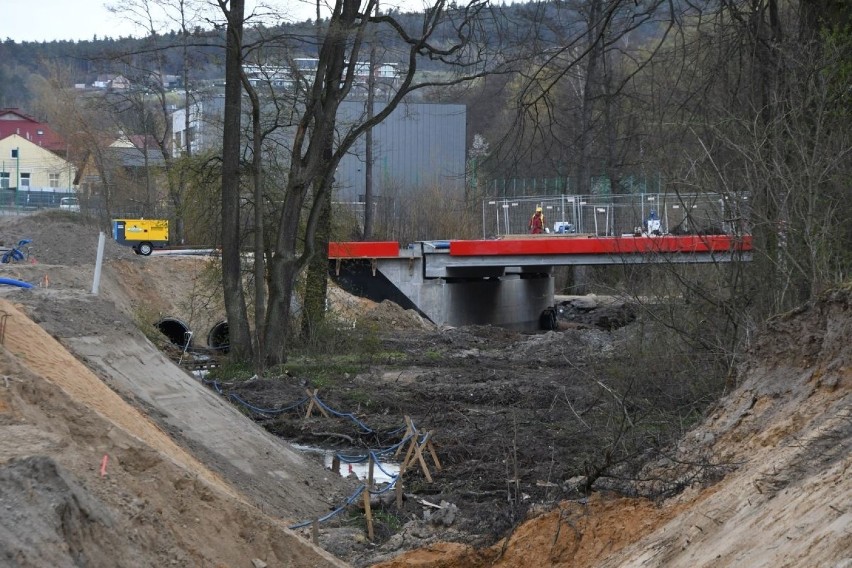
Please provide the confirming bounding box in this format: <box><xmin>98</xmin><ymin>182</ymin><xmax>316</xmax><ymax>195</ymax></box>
<box><xmin>329</xmin><ymin>234</ymin><xmax>753</xmax><ymax>331</ymax></box>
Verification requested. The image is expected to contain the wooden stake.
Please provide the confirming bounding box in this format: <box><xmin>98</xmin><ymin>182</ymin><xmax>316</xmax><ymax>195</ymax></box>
<box><xmin>362</xmin><ymin>488</ymin><xmax>374</xmax><ymax>541</ymax></box>
<box><xmin>400</xmin><ymin>435</ymin><xmax>417</xmax><ymax>474</ymax></box>
<box><xmin>426</xmin><ymin>439</ymin><xmax>443</xmax><ymax>471</ymax></box>
<box><xmin>394</xmin><ymin>416</ymin><xmax>415</xmax><ymax>458</ymax></box>
<box><xmin>413</xmin><ymin>433</ymin><xmax>433</xmax><ymax>483</ymax></box>
<box><xmin>395</xmin><ymin>476</ymin><xmax>403</xmax><ymax>509</ymax></box>
<box><xmin>303</xmin><ymin>390</ymin><xmax>316</xmax><ymax>418</ymax></box>
<box><xmin>303</xmin><ymin>389</ymin><xmax>330</xmax><ymax>419</ymax></box>
<box><xmin>367</xmin><ymin>455</ymin><xmax>375</xmax><ymax>490</ymax></box>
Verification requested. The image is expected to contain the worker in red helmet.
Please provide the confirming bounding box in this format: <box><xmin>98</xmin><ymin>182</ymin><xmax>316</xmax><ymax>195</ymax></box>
<box><xmin>529</xmin><ymin>206</ymin><xmax>545</xmax><ymax>234</ymax></box>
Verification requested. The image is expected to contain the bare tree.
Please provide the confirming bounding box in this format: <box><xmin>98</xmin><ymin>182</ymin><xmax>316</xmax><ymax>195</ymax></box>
<box><xmin>652</xmin><ymin>0</ymin><xmax>852</xmax><ymax>314</ymax></box>
<box><xmin>31</xmin><ymin>65</ymin><xmax>137</xmax><ymax>220</ymax></box>
<box><xmin>107</xmin><ymin>0</ymin><xmax>213</xmax><ymax>242</ymax></box>
<box><xmin>481</xmin><ymin>0</ymin><xmax>670</xmax><ymax>192</ymax></box>
<box><xmin>219</xmin><ymin>0</ymin><xmax>252</xmax><ymax>362</ymax></box>
<box><xmin>210</xmin><ymin>0</ymin><xmax>495</xmax><ymax>366</ymax></box>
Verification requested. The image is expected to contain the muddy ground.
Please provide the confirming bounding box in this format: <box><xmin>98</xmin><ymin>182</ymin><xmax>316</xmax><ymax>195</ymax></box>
<box><xmin>1</xmin><ymin>211</ymin><xmax>847</xmax><ymax>568</ymax></box>
<box><xmin>0</xmin><ymin>212</ymin><xmax>656</xmax><ymax>566</ymax></box>
<box><xmin>211</xmin><ymin>299</ymin><xmax>715</xmax><ymax>565</ymax></box>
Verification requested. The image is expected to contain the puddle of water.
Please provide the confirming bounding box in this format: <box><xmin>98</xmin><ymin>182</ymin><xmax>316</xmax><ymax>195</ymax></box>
<box><xmin>294</xmin><ymin>445</ymin><xmax>400</xmax><ymax>484</ymax></box>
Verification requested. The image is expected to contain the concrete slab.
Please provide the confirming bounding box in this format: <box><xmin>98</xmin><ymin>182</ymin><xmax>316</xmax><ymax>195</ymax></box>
<box><xmin>65</xmin><ymin>332</ymin><xmax>353</xmax><ymax>522</ymax></box>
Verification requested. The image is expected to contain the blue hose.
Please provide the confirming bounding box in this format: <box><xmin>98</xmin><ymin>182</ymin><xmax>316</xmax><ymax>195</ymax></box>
<box><xmin>369</xmin><ymin>451</ymin><xmax>399</xmax><ymax>479</ymax></box>
<box><xmin>0</xmin><ymin>277</ymin><xmax>33</xmax><ymax>289</ymax></box>
<box><xmin>227</xmin><ymin>393</ymin><xmax>309</xmax><ymax>415</ymax></box>
<box><xmin>289</xmin><ymin>484</ymin><xmax>367</xmax><ymax>529</ymax></box>
<box><xmin>315</xmin><ymin>395</ymin><xmax>374</xmax><ymax>433</ymax></box>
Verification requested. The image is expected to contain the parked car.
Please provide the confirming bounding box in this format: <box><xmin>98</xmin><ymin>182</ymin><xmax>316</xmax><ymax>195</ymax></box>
<box><xmin>59</xmin><ymin>197</ymin><xmax>80</xmax><ymax>213</ymax></box>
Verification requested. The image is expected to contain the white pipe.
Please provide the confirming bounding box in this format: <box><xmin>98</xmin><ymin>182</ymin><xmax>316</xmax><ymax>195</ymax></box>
<box><xmin>91</xmin><ymin>231</ymin><xmax>105</xmax><ymax>295</ymax></box>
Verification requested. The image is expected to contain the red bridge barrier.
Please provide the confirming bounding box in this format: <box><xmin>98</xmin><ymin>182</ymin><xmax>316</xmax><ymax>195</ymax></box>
<box><xmin>328</xmin><ymin>235</ymin><xmax>752</xmax><ymax>259</ymax></box>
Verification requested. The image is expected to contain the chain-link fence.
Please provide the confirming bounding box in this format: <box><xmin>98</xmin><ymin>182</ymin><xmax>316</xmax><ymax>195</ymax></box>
<box><xmin>484</xmin><ymin>173</ymin><xmax>665</xmax><ymax>197</ymax></box>
<box><xmin>0</xmin><ymin>188</ymin><xmax>78</xmax><ymax>214</ymax></box>
<box><xmin>481</xmin><ymin>192</ymin><xmax>749</xmax><ymax>238</ymax></box>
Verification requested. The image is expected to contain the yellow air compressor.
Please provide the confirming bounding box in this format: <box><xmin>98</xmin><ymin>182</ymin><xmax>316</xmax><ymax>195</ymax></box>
<box><xmin>112</xmin><ymin>218</ymin><xmax>169</xmax><ymax>256</ymax></box>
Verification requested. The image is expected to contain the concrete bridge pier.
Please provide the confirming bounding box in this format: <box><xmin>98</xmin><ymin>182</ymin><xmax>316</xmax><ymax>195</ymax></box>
<box><xmin>372</xmin><ymin>257</ymin><xmax>554</xmax><ymax>331</ymax></box>
<box><xmin>442</xmin><ymin>273</ymin><xmax>554</xmax><ymax>330</ymax></box>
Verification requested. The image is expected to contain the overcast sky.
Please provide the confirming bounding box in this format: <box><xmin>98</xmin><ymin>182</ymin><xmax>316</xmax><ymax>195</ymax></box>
<box><xmin>0</xmin><ymin>0</ymin><xmax>437</xmax><ymax>43</ymax></box>
<box><xmin>1</xmin><ymin>0</ymin><xmax>138</xmax><ymax>42</ymax></box>
<box><xmin>0</xmin><ymin>0</ymin><xmax>323</xmax><ymax>43</ymax></box>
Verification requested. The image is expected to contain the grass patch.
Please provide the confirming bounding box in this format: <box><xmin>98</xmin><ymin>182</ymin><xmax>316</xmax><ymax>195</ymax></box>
<box><xmin>373</xmin><ymin>509</ymin><xmax>403</xmax><ymax>532</ymax></box>
<box><xmin>131</xmin><ymin>306</ymin><xmax>168</xmax><ymax>346</ymax></box>
<box><xmin>295</xmin><ymin>314</ymin><xmax>383</xmax><ymax>360</ymax></box>
<box><xmin>345</xmin><ymin>388</ymin><xmax>375</xmax><ymax>410</ymax></box>
<box><xmin>425</xmin><ymin>350</ymin><xmax>442</xmax><ymax>361</ymax></box>
<box><xmin>280</xmin><ymin>355</ymin><xmax>362</xmax><ymax>389</ymax></box>
<box><xmin>206</xmin><ymin>360</ymin><xmax>256</xmax><ymax>382</ymax></box>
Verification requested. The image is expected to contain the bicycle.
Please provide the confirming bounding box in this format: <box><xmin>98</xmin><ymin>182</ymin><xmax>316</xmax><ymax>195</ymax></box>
<box><xmin>1</xmin><ymin>239</ymin><xmax>32</xmax><ymax>263</ymax></box>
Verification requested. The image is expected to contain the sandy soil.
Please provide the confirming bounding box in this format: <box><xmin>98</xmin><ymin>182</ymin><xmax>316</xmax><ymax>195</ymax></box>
<box><xmin>0</xmin><ymin>212</ymin><xmax>348</xmax><ymax>567</ymax></box>
<box><xmin>0</xmin><ymin>211</ymin><xmax>848</xmax><ymax>567</ymax></box>
<box><xmin>0</xmin><ymin>297</ymin><xmax>346</xmax><ymax>567</ymax></box>
<box><xmin>368</xmin><ymin>289</ymin><xmax>852</xmax><ymax>567</ymax></box>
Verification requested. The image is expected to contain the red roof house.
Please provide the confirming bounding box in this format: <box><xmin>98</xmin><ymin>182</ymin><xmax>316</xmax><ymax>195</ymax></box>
<box><xmin>0</xmin><ymin>108</ymin><xmax>66</xmax><ymax>155</ymax></box>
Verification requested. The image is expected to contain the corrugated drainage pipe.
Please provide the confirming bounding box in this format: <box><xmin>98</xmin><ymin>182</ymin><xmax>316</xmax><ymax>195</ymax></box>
<box><xmin>155</xmin><ymin>317</ymin><xmax>192</xmax><ymax>348</ymax></box>
<box><xmin>208</xmin><ymin>320</ymin><xmax>230</xmax><ymax>354</ymax></box>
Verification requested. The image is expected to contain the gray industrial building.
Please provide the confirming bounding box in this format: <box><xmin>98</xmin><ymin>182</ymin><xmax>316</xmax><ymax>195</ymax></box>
<box><xmin>171</xmin><ymin>96</ymin><xmax>467</xmax><ymax>202</ymax></box>
<box><xmin>334</xmin><ymin>101</ymin><xmax>467</xmax><ymax>202</ymax></box>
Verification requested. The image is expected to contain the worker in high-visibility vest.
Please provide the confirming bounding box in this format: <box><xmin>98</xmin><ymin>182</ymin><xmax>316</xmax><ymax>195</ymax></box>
<box><xmin>529</xmin><ymin>206</ymin><xmax>545</xmax><ymax>234</ymax></box>
<box><xmin>647</xmin><ymin>210</ymin><xmax>662</xmax><ymax>235</ymax></box>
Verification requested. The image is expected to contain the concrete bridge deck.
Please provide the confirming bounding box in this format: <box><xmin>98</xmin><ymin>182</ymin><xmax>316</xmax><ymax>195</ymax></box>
<box><xmin>329</xmin><ymin>234</ymin><xmax>752</xmax><ymax>330</ymax></box>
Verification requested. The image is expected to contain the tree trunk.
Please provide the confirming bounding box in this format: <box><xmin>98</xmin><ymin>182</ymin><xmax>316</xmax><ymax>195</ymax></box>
<box><xmin>301</xmin><ymin>176</ymin><xmax>331</xmax><ymax>339</ymax></box>
<box><xmin>220</xmin><ymin>0</ymin><xmax>252</xmax><ymax>362</ymax></box>
<box><xmin>301</xmin><ymin>1</ymin><xmax>335</xmax><ymax>340</ymax></box>
<box><xmin>264</xmin><ymin>185</ymin><xmax>305</xmax><ymax>365</ymax></box>
<box><xmin>240</xmin><ymin>73</ymin><xmax>266</xmax><ymax>371</ymax></box>
<box><xmin>173</xmin><ymin>29</ymin><xmax>193</xmax><ymax>245</ymax></box>
<box><xmin>576</xmin><ymin>0</ymin><xmax>604</xmax><ymax>196</ymax></box>
<box><xmin>363</xmin><ymin>23</ymin><xmax>378</xmax><ymax>239</ymax></box>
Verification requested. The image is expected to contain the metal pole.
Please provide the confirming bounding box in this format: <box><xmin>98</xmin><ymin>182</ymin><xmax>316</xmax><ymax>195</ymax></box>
<box><xmin>495</xmin><ymin>202</ymin><xmax>499</xmax><ymax>236</ymax></box>
<box><xmin>91</xmin><ymin>231</ymin><xmax>106</xmax><ymax>295</ymax></box>
<box><xmin>503</xmin><ymin>201</ymin><xmax>509</xmax><ymax>235</ymax></box>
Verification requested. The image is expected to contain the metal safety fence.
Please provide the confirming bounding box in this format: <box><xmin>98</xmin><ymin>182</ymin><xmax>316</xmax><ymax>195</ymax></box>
<box><xmin>481</xmin><ymin>192</ymin><xmax>750</xmax><ymax>238</ymax></box>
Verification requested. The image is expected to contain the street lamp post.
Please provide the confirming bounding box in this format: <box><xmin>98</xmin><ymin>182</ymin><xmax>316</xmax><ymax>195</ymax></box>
<box><xmin>12</xmin><ymin>147</ymin><xmax>19</xmax><ymax>191</ymax></box>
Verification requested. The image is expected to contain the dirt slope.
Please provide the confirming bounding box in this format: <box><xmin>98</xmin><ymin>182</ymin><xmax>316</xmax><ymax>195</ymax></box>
<box><xmin>598</xmin><ymin>288</ymin><xmax>851</xmax><ymax>567</ymax></box>
<box><xmin>0</xmin><ymin>299</ymin><xmax>344</xmax><ymax>567</ymax></box>
<box><xmin>0</xmin><ymin>212</ymin><xmax>349</xmax><ymax>566</ymax></box>
<box><xmin>372</xmin><ymin>290</ymin><xmax>851</xmax><ymax>567</ymax></box>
